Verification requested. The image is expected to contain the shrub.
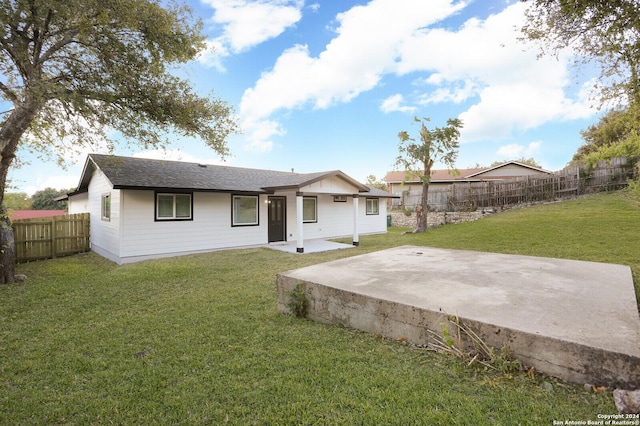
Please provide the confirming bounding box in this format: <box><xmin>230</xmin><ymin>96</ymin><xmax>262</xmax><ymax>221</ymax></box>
<box><xmin>286</xmin><ymin>282</ymin><xmax>308</xmax><ymax>318</ymax></box>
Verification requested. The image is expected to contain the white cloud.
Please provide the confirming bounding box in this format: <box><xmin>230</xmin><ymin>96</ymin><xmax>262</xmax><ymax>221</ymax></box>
<box><xmin>496</xmin><ymin>143</ymin><xmax>524</xmax><ymax>158</ymax></box>
<box><xmin>240</xmin><ymin>119</ymin><xmax>283</xmax><ymax>152</ymax></box>
<box><xmin>396</xmin><ymin>2</ymin><xmax>594</xmax><ymax>141</ymax></box>
<box><xmin>380</xmin><ymin>94</ymin><xmax>417</xmax><ymax>113</ymax></box>
<box><xmin>419</xmin><ymin>80</ymin><xmax>479</xmax><ymax>105</ymax></box>
<box><xmin>198</xmin><ymin>39</ymin><xmax>229</xmax><ymax>71</ymax></box>
<box><xmin>198</xmin><ymin>0</ymin><xmax>303</xmax><ymax>68</ymax></box>
<box><xmin>527</xmin><ymin>141</ymin><xmax>542</xmax><ymax>153</ymax></box>
<box><xmin>496</xmin><ymin>141</ymin><xmax>542</xmax><ymax>159</ymax></box>
<box><xmin>237</xmin><ymin>0</ymin><xmax>596</xmax><ymax>153</ymax></box>
<box><xmin>21</xmin><ymin>174</ymin><xmax>81</xmax><ymax>196</ymax></box>
<box><xmin>239</xmin><ymin>0</ymin><xmax>466</xmax><ymax>152</ymax></box>
<box><xmin>45</xmin><ymin>175</ymin><xmax>80</xmax><ymax>190</ymax></box>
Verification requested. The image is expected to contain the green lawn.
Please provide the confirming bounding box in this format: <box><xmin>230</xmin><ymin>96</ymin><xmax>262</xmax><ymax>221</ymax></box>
<box><xmin>1</xmin><ymin>192</ymin><xmax>637</xmax><ymax>425</ymax></box>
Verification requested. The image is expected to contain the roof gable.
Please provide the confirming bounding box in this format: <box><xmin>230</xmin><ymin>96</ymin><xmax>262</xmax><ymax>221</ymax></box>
<box><xmin>72</xmin><ymin>154</ymin><xmax>373</xmax><ymax>195</ymax></box>
<box><xmin>265</xmin><ymin>170</ymin><xmax>369</xmax><ymax>193</ymax></box>
<box><xmin>465</xmin><ymin>161</ymin><xmax>551</xmax><ymax>178</ymax></box>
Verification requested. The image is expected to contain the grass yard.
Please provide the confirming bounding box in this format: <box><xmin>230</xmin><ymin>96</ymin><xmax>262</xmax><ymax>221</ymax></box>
<box><xmin>1</xmin><ymin>191</ymin><xmax>637</xmax><ymax>424</ymax></box>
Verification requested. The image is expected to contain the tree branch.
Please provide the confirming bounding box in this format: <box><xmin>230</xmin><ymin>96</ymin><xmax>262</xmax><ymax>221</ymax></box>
<box><xmin>0</xmin><ymin>82</ymin><xmax>18</xmax><ymax>103</ymax></box>
<box><xmin>38</xmin><ymin>28</ymin><xmax>80</xmax><ymax>65</ymax></box>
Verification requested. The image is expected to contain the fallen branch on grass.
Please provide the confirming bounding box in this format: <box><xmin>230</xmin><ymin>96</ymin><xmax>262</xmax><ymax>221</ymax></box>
<box><xmin>426</xmin><ymin>314</ymin><xmax>521</xmax><ymax>373</ymax></box>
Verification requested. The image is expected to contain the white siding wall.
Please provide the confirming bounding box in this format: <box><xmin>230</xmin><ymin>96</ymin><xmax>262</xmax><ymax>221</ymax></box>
<box><xmin>68</xmin><ymin>192</ymin><xmax>88</xmax><ymax>214</ymax></box>
<box><xmin>302</xmin><ymin>176</ymin><xmax>359</xmax><ymax>194</ymax></box>
<box><xmin>305</xmin><ymin>194</ymin><xmax>353</xmax><ymax>240</ymax></box>
<box><xmin>86</xmin><ymin>171</ymin><xmax>122</xmax><ymax>262</ymax></box>
<box><xmin>279</xmin><ymin>191</ymin><xmax>387</xmax><ymax>242</ymax></box>
<box><xmin>119</xmin><ymin>191</ymin><xmax>269</xmax><ymax>262</ymax></box>
<box><xmin>283</xmin><ymin>192</ymin><xmax>298</xmax><ymax>240</ymax></box>
<box><xmin>480</xmin><ymin>165</ymin><xmax>548</xmax><ymax>177</ymax></box>
<box><xmin>360</xmin><ymin>197</ymin><xmax>387</xmax><ymax>234</ymax></box>
<box><xmin>72</xmin><ymin>174</ymin><xmax>387</xmax><ymax>264</ymax></box>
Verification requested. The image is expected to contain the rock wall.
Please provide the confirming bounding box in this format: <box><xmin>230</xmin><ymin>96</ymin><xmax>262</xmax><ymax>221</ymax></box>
<box><xmin>389</xmin><ymin>210</ymin><xmax>487</xmax><ymax>228</ymax></box>
<box><xmin>389</xmin><ymin>195</ymin><xmax>607</xmax><ymax>229</ymax></box>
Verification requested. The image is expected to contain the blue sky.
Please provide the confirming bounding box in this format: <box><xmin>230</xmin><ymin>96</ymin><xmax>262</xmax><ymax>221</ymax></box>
<box><xmin>10</xmin><ymin>0</ymin><xmax>603</xmax><ymax>195</ymax></box>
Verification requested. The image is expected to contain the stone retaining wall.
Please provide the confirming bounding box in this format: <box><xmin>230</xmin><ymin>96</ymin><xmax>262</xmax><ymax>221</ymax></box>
<box><xmin>389</xmin><ymin>196</ymin><xmax>603</xmax><ymax>229</ymax></box>
<box><xmin>389</xmin><ymin>210</ymin><xmax>487</xmax><ymax>228</ymax></box>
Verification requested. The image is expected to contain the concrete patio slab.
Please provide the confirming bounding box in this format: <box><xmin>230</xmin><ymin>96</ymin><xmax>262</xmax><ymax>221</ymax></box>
<box><xmin>267</xmin><ymin>239</ymin><xmax>354</xmax><ymax>254</ymax></box>
<box><xmin>276</xmin><ymin>246</ymin><xmax>640</xmax><ymax>388</ymax></box>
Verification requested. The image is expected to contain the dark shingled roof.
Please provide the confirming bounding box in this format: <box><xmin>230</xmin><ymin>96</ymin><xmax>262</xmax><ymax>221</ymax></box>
<box><xmin>71</xmin><ymin>154</ymin><xmax>397</xmax><ymax>196</ymax></box>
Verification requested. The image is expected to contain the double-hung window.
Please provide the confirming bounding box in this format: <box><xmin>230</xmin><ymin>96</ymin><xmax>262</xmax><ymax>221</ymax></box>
<box><xmin>232</xmin><ymin>195</ymin><xmax>259</xmax><ymax>226</ymax></box>
<box><xmin>366</xmin><ymin>198</ymin><xmax>379</xmax><ymax>215</ymax></box>
<box><xmin>303</xmin><ymin>196</ymin><xmax>317</xmax><ymax>223</ymax></box>
<box><xmin>156</xmin><ymin>193</ymin><xmax>192</xmax><ymax>220</ymax></box>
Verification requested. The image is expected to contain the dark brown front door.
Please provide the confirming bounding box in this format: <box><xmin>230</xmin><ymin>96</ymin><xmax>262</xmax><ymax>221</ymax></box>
<box><xmin>268</xmin><ymin>196</ymin><xmax>286</xmax><ymax>242</ymax></box>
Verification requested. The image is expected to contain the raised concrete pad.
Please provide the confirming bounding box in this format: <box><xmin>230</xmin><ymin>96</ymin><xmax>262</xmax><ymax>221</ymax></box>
<box><xmin>276</xmin><ymin>246</ymin><xmax>640</xmax><ymax>387</ymax></box>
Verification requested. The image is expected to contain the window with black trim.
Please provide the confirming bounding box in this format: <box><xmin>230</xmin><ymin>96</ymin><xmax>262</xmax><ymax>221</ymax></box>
<box><xmin>366</xmin><ymin>198</ymin><xmax>379</xmax><ymax>215</ymax></box>
<box><xmin>156</xmin><ymin>193</ymin><xmax>192</xmax><ymax>220</ymax></box>
<box><xmin>232</xmin><ymin>195</ymin><xmax>259</xmax><ymax>226</ymax></box>
<box><xmin>101</xmin><ymin>194</ymin><xmax>111</xmax><ymax>221</ymax></box>
<box><xmin>303</xmin><ymin>196</ymin><xmax>317</xmax><ymax>222</ymax></box>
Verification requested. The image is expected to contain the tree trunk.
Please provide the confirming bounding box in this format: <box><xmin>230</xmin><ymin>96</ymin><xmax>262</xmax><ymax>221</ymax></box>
<box><xmin>0</xmin><ymin>102</ymin><xmax>43</xmax><ymax>283</ymax></box>
<box><xmin>0</xmin><ymin>153</ymin><xmax>17</xmax><ymax>283</ymax></box>
<box><xmin>0</xmin><ymin>138</ymin><xmax>22</xmax><ymax>284</ymax></box>
<box><xmin>0</xmin><ymin>204</ymin><xmax>16</xmax><ymax>284</ymax></box>
<box><xmin>415</xmin><ymin>181</ymin><xmax>430</xmax><ymax>232</ymax></box>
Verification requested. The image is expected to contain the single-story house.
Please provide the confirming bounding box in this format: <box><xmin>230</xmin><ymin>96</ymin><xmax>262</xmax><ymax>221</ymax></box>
<box><xmin>385</xmin><ymin>161</ymin><xmax>553</xmax><ymax>207</ymax></box>
<box><xmin>67</xmin><ymin>154</ymin><xmax>395</xmax><ymax>264</ymax></box>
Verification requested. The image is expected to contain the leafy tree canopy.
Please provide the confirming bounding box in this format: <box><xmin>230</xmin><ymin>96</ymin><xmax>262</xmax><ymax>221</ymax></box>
<box><xmin>581</xmin><ymin>133</ymin><xmax>640</xmax><ymax>169</ymax></box>
<box><xmin>395</xmin><ymin>117</ymin><xmax>462</xmax><ymax>184</ymax></box>
<box><xmin>4</xmin><ymin>192</ymin><xmax>30</xmax><ymax>209</ymax></box>
<box><xmin>365</xmin><ymin>175</ymin><xmax>388</xmax><ymax>191</ymax></box>
<box><xmin>521</xmin><ymin>0</ymin><xmax>640</xmax><ymax>109</ymax></box>
<box><xmin>571</xmin><ymin>108</ymin><xmax>639</xmax><ymax>164</ymax></box>
<box><xmin>0</xmin><ymin>0</ymin><xmax>239</xmax><ymax>169</ymax></box>
<box><xmin>31</xmin><ymin>187</ymin><xmax>70</xmax><ymax>210</ymax></box>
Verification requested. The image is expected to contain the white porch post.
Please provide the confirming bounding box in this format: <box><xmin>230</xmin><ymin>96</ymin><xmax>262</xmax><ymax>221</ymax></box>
<box><xmin>296</xmin><ymin>191</ymin><xmax>304</xmax><ymax>253</ymax></box>
<box><xmin>353</xmin><ymin>194</ymin><xmax>360</xmax><ymax>246</ymax></box>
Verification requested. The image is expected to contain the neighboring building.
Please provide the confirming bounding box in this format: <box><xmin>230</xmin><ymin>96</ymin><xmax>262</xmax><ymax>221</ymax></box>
<box><xmin>385</xmin><ymin>161</ymin><xmax>553</xmax><ymax>208</ymax></box>
<box><xmin>67</xmin><ymin>154</ymin><xmax>395</xmax><ymax>264</ymax></box>
<box><xmin>10</xmin><ymin>210</ymin><xmax>67</xmax><ymax>220</ymax></box>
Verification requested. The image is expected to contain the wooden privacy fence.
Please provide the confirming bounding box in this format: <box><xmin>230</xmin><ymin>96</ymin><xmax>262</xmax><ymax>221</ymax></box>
<box><xmin>12</xmin><ymin>213</ymin><xmax>90</xmax><ymax>263</ymax></box>
<box><xmin>395</xmin><ymin>157</ymin><xmax>636</xmax><ymax>211</ymax></box>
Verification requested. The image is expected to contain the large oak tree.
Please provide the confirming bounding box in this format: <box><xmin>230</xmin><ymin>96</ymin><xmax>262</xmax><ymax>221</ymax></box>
<box><xmin>0</xmin><ymin>0</ymin><xmax>239</xmax><ymax>283</ymax></box>
<box><xmin>521</xmin><ymin>0</ymin><xmax>640</xmax><ymax>110</ymax></box>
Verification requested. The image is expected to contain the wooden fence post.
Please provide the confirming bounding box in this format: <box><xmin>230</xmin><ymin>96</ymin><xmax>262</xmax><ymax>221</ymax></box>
<box><xmin>51</xmin><ymin>216</ymin><xmax>57</xmax><ymax>259</ymax></box>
